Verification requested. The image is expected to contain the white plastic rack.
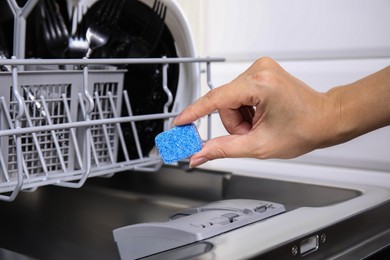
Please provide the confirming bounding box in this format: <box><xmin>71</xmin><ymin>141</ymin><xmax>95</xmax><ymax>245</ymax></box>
<box><xmin>0</xmin><ymin>57</ymin><xmax>224</xmax><ymax>201</ymax></box>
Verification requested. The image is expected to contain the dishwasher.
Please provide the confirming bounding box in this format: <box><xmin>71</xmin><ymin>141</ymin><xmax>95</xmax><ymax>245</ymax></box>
<box><xmin>0</xmin><ymin>0</ymin><xmax>390</xmax><ymax>259</ymax></box>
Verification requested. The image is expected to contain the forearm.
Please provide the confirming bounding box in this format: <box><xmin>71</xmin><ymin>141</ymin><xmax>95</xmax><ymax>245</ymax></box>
<box><xmin>325</xmin><ymin>66</ymin><xmax>390</xmax><ymax>146</ymax></box>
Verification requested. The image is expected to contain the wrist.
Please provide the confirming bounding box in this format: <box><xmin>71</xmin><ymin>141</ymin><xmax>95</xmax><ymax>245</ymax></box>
<box><xmin>304</xmin><ymin>90</ymin><xmax>344</xmax><ymax>150</ymax></box>
<box><xmin>323</xmin><ymin>82</ymin><xmax>377</xmax><ymax>147</ymax></box>
<box><xmin>323</xmin><ymin>86</ymin><xmax>352</xmax><ymax>146</ymax></box>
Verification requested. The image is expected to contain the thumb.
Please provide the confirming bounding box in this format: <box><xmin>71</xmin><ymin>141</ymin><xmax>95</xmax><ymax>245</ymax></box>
<box><xmin>189</xmin><ymin>135</ymin><xmax>255</xmax><ymax>167</ymax></box>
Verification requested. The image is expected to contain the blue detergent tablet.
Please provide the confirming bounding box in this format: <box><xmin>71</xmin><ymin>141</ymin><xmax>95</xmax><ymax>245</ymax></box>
<box><xmin>155</xmin><ymin>123</ymin><xmax>203</xmax><ymax>164</ymax></box>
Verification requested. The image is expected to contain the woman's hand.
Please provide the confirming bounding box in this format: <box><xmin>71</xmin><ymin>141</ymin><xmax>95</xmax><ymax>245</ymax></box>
<box><xmin>173</xmin><ymin>57</ymin><xmax>390</xmax><ymax>167</ymax></box>
<box><xmin>173</xmin><ymin>57</ymin><xmax>335</xmax><ymax>167</ymax></box>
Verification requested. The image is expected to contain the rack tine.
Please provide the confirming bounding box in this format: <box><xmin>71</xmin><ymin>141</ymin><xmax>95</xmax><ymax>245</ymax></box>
<box><xmin>0</xmin><ymin>151</ymin><xmax>9</xmax><ymax>182</ymax></box>
<box><xmin>1</xmin><ymin>97</ymin><xmax>41</xmax><ymax>178</ymax></box>
<box><xmin>61</xmin><ymin>93</ymin><xmax>83</xmax><ymax>169</ymax></box>
<box><xmin>0</xmin><ymin>135</ymin><xmax>23</xmax><ymax>201</ymax></box>
<box><xmin>161</xmin><ymin>61</ymin><xmax>173</xmax><ymax>131</ymax></box>
<box><xmin>78</xmin><ymin>93</ymin><xmax>99</xmax><ymax>166</ymax></box>
<box><xmin>107</xmin><ymin>91</ymin><xmax>129</xmax><ymax>161</ymax></box>
<box><xmin>40</xmin><ymin>95</ymin><xmax>68</xmax><ymax>173</ymax></box>
<box><xmin>94</xmin><ymin>91</ymin><xmax>115</xmax><ymax>163</ymax></box>
<box><xmin>55</xmin><ymin>97</ymin><xmax>92</xmax><ymax>189</ymax></box>
<box><xmin>123</xmin><ymin>90</ymin><xmax>143</xmax><ymax>159</ymax></box>
<box><xmin>20</xmin><ymin>95</ymin><xmax>48</xmax><ymax>177</ymax></box>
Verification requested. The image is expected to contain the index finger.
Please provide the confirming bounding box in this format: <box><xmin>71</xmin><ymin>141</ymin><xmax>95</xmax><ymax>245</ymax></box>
<box><xmin>173</xmin><ymin>80</ymin><xmax>260</xmax><ymax>126</ymax></box>
<box><xmin>172</xmin><ymin>88</ymin><xmax>221</xmax><ymax>125</ymax></box>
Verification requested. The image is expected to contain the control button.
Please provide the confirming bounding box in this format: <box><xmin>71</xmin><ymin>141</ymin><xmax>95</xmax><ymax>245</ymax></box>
<box><xmin>170</xmin><ymin>208</ymin><xmax>201</xmax><ymax>220</ymax></box>
<box><xmin>221</xmin><ymin>212</ymin><xmax>240</xmax><ymax>223</ymax></box>
<box><xmin>243</xmin><ymin>208</ymin><xmax>254</xmax><ymax>215</ymax></box>
<box><xmin>191</xmin><ymin>223</ymin><xmax>203</xmax><ymax>228</ymax></box>
<box><xmin>254</xmin><ymin>205</ymin><xmax>267</xmax><ymax>213</ymax></box>
<box><xmin>209</xmin><ymin>216</ymin><xmax>230</xmax><ymax>225</ymax></box>
<box><xmin>190</xmin><ymin>222</ymin><xmax>212</xmax><ymax>228</ymax></box>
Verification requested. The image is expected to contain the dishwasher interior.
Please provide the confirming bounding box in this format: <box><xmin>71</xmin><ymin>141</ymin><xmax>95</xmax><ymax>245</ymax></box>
<box><xmin>1</xmin><ymin>165</ymin><xmax>390</xmax><ymax>259</ymax></box>
<box><xmin>1</xmin><ymin>0</ymin><xmax>390</xmax><ymax>259</ymax></box>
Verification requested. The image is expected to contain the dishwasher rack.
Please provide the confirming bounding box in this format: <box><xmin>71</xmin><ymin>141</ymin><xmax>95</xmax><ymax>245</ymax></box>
<box><xmin>0</xmin><ymin>57</ymin><xmax>224</xmax><ymax>201</ymax></box>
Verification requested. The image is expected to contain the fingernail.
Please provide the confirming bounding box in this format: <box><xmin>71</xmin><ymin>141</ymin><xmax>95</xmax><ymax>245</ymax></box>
<box><xmin>189</xmin><ymin>157</ymin><xmax>208</xmax><ymax>168</ymax></box>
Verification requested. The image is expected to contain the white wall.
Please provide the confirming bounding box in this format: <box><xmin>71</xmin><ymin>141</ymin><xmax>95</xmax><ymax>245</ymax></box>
<box><xmin>177</xmin><ymin>0</ymin><xmax>390</xmax><ymax>60</ymax></box>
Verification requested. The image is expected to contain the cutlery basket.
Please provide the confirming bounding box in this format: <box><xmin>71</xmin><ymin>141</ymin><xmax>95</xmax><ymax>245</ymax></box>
<box><xmin>0</xmin><ymin>66</ymin><xmax>125</xmax><ymax>196</ymax></box>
